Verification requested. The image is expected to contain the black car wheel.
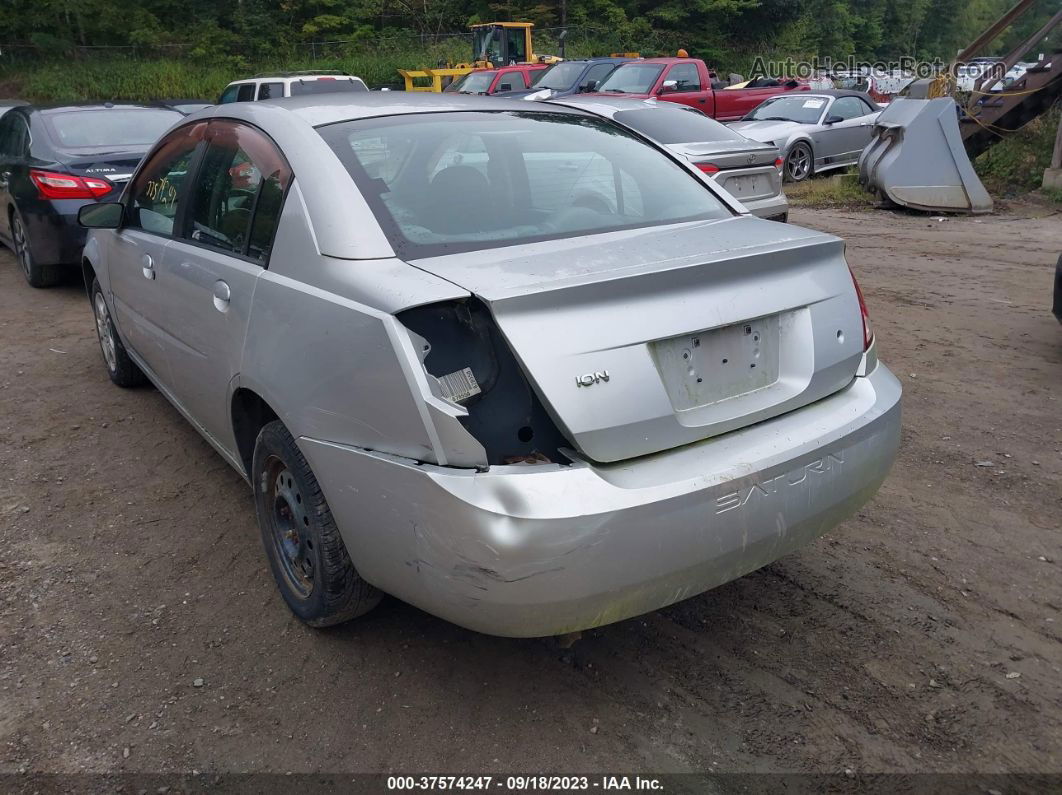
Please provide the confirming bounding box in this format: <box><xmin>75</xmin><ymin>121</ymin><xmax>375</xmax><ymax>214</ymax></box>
<box><xmin>784</xmin><ymin>142</ymin><xmax>814</xmax><ymax>183</ymax></box>
<box><xmin>91</xmin><ymin>278</ymin><xmax>147</xmax><ymax>387</ymax></box>
<box><xmin>252</xmin><ymin>420</ymin><xmax>381</xmax><ymax>627</ymax></box>
<box><xmin>12</xmin><ymin>211</ymin><xmax>62</xmax><ymax>288</ymax></box>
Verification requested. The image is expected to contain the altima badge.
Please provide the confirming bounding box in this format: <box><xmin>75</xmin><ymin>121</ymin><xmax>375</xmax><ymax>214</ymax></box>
<box><xmin>576</xmin><ymin>370</ymin><xmax>610</xmax><ymax>387</ymax></box>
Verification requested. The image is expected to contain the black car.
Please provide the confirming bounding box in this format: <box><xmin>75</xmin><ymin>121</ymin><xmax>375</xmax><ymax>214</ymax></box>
<box><xmin>504</xmin><ymin>57</ymin><xmax>635</xmax><ymax>99</ymax></box>
<box><xmin>1054</xmin><ymin>253</ymin><xmax>1061</xmax><ymax>324</ymax></box>
<box><xmin>0</xmin><ymin>103</ymin><xmax>182</xmax><ymax>286</ymax></box>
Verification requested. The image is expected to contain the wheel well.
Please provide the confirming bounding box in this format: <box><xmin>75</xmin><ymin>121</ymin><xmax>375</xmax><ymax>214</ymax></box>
<box><xmin>232</xmin><ymin>389</ymin><xmax>279</xmax><ymax>478</ymax></box>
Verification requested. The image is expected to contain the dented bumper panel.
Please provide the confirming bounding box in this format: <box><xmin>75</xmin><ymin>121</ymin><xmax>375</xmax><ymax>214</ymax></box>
<box><xmin>298</xmin><ymin>363</ymin><xmax>901</xmax><ymax>637</ymax></box>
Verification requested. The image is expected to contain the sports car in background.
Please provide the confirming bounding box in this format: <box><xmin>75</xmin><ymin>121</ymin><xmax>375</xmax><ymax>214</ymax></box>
<box><xmin>729</xmin><ymin>90</ymin><xmax>881</xmax><ymax>182</ymax></box>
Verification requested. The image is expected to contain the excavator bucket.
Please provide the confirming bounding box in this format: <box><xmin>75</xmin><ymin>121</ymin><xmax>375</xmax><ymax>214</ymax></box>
<box><xmin>859</xmin><ymin>98</ymin><xmax>993</xmax><ymax>214</ymax></box>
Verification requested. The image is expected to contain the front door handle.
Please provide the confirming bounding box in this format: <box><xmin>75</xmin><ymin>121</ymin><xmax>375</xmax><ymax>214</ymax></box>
<box><xmin>141</xmin><ymin>253</ymin><xmax>155</xmax><ymax>280</ymax></box>
<box><xmin>212</xmin><ymin>279</ymin><xmax>231</xmax><ymax>312</ymax></box>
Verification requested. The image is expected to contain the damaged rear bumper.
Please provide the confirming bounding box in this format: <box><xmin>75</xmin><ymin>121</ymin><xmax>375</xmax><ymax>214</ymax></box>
<box><xmin>298</xmin><ymin>362</ymin><xmax>901</xmax><ymax>637</ymax></box>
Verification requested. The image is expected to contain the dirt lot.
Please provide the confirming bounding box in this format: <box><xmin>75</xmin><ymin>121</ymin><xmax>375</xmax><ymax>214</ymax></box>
<box><xmin>1</xmin><ymin>205</ymin><xmax>1060</xmax><ymax>780</ymax></box>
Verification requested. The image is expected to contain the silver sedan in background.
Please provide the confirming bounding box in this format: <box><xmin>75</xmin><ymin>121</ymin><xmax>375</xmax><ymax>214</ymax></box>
<box><xmin>729</xmin><ymin>90</ymin><xmax>881</xmax><ymax>182</ymax></box>
<box><xmin>79</xmin><ymin>94</ymin><xmax>900</xmax><ymax>637</ymax></box>
<box><xmin>550</xmin><ymin>96</ymin><xmax>789</xmax><ymax>221</ymax></box>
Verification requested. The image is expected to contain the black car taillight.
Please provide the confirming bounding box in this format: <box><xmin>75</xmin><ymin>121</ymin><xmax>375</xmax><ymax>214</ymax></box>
<box><xmin>30</xmin><ymin>169</ymin><xmax>113</xmax><ymax>200</ymax></box>
<box><xmin>398</xmin><ymin>298</ymin><xmax>572</xmax><ymax>466</ymax></box>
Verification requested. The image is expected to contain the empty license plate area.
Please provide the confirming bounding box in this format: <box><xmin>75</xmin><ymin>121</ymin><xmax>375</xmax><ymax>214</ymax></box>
<box><xmin>721</xmin><ymin>172</ymin><xmax>773</xmax><ymax>199</ymax></box>
<box><xmin>652</xmin><ymin>315</ymin><xmax>782</xmax><ymax>412</ymax></box>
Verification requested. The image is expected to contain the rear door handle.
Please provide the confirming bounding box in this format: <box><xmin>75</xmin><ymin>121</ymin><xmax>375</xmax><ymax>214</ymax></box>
<box><xmin>140</xmin><ymin>254</ymin><xmax>155</xmax><ymax>280</ymax></box>
<box><xmin>213</xmin><ymin>279</ymin><xmax>231</xmax><ymax>311</ymax></box>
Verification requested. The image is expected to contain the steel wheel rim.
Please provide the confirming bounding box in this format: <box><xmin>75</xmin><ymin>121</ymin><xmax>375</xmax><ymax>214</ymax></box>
<box><xmin>787</xmin><ymin>146</ymin><xmax>811</xmax><ymax>180</ymax></box>
<box><xmin>264</xmin><ymin>456</ymin><xmax>315</xmax><ymax>599</ymax></box>
<box><xmin>93</xmin><ymin>292</ymin><xmax>118</xmax><ymax>373</ymax></box>
<box><xmin>12</xmin><ymin>216</ymin><xmax>30</xmax><ymax>278</ymax></box>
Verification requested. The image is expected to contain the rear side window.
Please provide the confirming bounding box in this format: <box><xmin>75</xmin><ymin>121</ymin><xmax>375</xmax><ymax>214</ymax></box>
<box><xmin>613</xmin><ymin>108</ymin><xmax>749</xmax><ymax>144</ymax></box>
<box><xmin>257</xmin><ymin>82</ymin><xmax>284</xmax><ymax>100</ymax></box>
<box><xmin>290</xmin><ymin>78</ymin><xmax>367</xmax><ymax>96</ymax></box>
<box><xmin>127</xmin><ymin>122</ymin><xmax>206</xmax><ymax>236</ymax></box>
<box><xmin>186</xmin><ymin>122</ymin><xmax>292</xmax><ymax>262</ymax></box>
<box><xmin>0</xmin><ymin>113</ymin><xmax>30</xmax><ymax>158</ymax></box>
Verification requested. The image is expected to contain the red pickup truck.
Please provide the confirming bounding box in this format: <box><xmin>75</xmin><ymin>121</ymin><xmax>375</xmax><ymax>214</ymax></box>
<box><xmin>589</xmin><ymin>57</ymin><xmax>810</xmax><ymax>121</ymax></box>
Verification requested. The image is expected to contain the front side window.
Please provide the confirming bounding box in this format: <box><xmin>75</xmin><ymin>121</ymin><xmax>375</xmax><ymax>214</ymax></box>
<box><xmin>127</xmin><ymin>122</ymin><xmax>206</xmax><ymax>236</ymax></box>
<box><xmin>581</xmin><ymin>63</ymin><xmax>616</xmax><ymax>91</ymax></box>
<box><xmin>186</xmin><ymin>122</ymin><xmax>291</xmax><ymax>261</ymax></box>
<box><xmin>666</xmin><ymin>63</ymin><xmax>701</xmax><ymax>92</ymax></box>
<box><xmin>236</xmin><ymin>84</ymin><xmax>256</xmax><ymax>102</ymax></box>
<box><xmin>831</xmin><ymin>96</ymin><xmax>871</xmax><ymax>120</ymax></box>
<box><xmin>533</xmin><ymin>62</ymin><xmax>584</xmax><ymax>90</ymax></box>
<box><xmin>597</xmin><ymin>64</ymin><xmax>664</xmax><ymax>94</ymax></box>
<box><xmin>319</xmin><ymin>110</ymin><xmax>731</xmax><ymax>258</ymax></box>
<box><xmin>219</xmin><ymin>85</ymin><xmax>239</xmax><ymax>104</ymax></box>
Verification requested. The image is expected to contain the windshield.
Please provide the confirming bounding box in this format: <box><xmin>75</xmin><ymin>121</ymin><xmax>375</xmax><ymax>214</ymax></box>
<box><xmin>45</xmin><ymin>108</ymin><xmax>182</xmax><ymax>150</ymax></box>
<box><xmin>290</xmin><ymin>78</ymin><xmax>367</xmax><ymax>95</ymax></box>
<box><xmin>319</xmin><ymin>110</ymin><xmax>730</xmax><ymax>258</ymax></box>
<box><xmin>613</xmin><ymin>108</ymin><xmax>748</xmax><ymax>144</ymax></box>
<box><xmin>453</xmin><ymin>72</ymin><xmax>496</xmax><ymax>94</ymax></box>
<box><xmin>532</xmin><ymin>62</ymin><xmax>586</xmax><ymax>90</ymax></box>
<box><xmin>598</xmin><ymin>64</ymin><xmax>664</xmax><ymax>94</ymax></box>
<box><xmin>744</xmin><ymin>96</ymin><xmax>827</xmax><ymax>123</ymax></box>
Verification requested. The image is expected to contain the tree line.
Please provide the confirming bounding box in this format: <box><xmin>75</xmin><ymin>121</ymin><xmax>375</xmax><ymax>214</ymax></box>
<box><xmin>1</xmin><ymin>0</ymin><xmax>1058</xmax><ymax>71</ymax></box>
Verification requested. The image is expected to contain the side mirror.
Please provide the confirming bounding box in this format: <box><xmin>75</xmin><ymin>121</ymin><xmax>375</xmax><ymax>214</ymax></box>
<box><xmin>581</xmin><ymin>79</ymin><xmax>598</xmax><ymax>93</ymax></box>
<box><xmin>824</xmin><ymin>114</ymin><xmax>843</xmax><ymax>125</ymax></box>
<box><xmin>78</xmin><ymin>202</ymin><xmax>123</xmax><ymax>229</ymax></box>
<box><xmin>658</xmin><ymin>80</ymin><xmax>679</xmax><ymax>94</ymax></box>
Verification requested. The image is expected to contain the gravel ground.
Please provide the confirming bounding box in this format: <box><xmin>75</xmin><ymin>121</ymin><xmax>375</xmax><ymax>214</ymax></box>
<box><xmin>0</xmin><ymin>205</ymin><xmax>1060</xmax><ymax>781</ymax></box>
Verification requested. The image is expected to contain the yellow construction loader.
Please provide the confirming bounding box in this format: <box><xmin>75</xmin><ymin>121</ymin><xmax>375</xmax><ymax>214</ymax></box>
<box><xmin>399</xmin><ymin>22</ymin><xmax>561</xmax><ymax>92</ymax></box>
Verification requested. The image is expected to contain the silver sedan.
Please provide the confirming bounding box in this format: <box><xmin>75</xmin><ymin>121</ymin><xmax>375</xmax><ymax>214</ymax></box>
<box><xmin>730</xmin><ymin>90</ymin><xmax>881</xmax><ymax>182</ymax></box>
<box><xmin>548</xmin><ymin>95</ymin><xmax>789</xmax><ymax>221</ymax></box>
<box><xmin>79</xmin><ymin>93</ymin><xmax>900</xmax><ymax>637</ymax></box>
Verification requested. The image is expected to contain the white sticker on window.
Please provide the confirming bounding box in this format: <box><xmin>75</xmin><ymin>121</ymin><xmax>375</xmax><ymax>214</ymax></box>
<box><xmin>803</xmin><ymin>99</ymin><xmax>826</xmax><ymax>108</ymax></box>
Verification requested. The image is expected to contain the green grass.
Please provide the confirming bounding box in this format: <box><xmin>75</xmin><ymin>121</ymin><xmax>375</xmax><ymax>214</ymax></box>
<box><xmin>974</xmin><ymin>105</ymin><xmax>1061</xmax><ymax>196</ymax></box>
<box><xmin>784</xmin><ymin>171</ymin><xmax>875</xmax><ymax>209</ymax></box>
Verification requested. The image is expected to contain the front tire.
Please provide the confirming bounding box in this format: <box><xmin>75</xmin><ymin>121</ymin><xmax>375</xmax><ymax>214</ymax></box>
<box><xmin>12</xmin><ymin>211</ymin><xmax>62</xmax><ymax>288</ymax></box>
<box><xmin>91</xmin><ymin>279</ymin><xmax>147</xmax><ymax>387</ymax></box>
<box><xmin>252</xmin><ymin>420</ymin><xmax>381</xmax><ymax>627</ymax></box>
<box><xmin>784</xmin><ymin>142</ymin><xmax>814</xmax><ymax>183</ymax></box>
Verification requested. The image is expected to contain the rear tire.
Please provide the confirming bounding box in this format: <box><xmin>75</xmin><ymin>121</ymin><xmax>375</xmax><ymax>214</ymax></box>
<box><xmin>784</xmin><ymin>142</ymin><xmax>814</xmax><ymax>183</ymax></box>
<box><xmin>12</xmin><ymin>211</ymin><xmax>62</xmax><ymax>288</ymax></box>
<box><xmin>252</xmin><ymin>420</ymin><xmax>382</xmax><ymax>627</ymax></box>
<box><xmin>91</xmin><ymin>278</ymin><xmax>147</xmax><ymax>387</ymax></box>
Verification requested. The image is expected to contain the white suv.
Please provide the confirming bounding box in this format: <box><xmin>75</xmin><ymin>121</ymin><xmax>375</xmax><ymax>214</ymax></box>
<box><xmin>218</xmin><ymin>71</ymin><xmax>369</xmax><ymax>103</ymax></box>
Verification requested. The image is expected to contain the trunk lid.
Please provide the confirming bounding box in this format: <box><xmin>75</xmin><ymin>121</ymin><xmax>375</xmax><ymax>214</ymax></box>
<box><xmin>62</xmin><ymin>150</ymin><xmax>148</xmax><ymax>195</ymax></box>
<box><xmin>669</xmin><ymin>140</ymin><xmax>779</xmax><ymax>168</ymax></box>
<box><xmin>409</xmin><ymin>216</ymin><xmax>866</xmax><ymax>463</ymax></box>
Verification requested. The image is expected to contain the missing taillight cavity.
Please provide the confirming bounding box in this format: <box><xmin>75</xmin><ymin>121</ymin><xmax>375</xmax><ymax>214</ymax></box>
<box><xmin>848</xmin><ymin>267</ymin><xmax>874</xmax><ymax>350</ymax></box>
<box><xmin>398</xmin><ymin>298</ymin><xmax>572</xmax><ymax>466</ymax></box>
<box><xmin>30</xmin><ymin>169</ymin><xmax>113</xmax><ymax>200</ymax></box>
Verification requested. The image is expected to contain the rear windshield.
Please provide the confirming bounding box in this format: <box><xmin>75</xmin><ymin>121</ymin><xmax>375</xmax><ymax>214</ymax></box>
<box><xmin>613</xmin><ymin>108</ymin><xmax>749</xmax><ymax>144</ymax></box>
<box><xmin>290</xmin><ymin>78</ymin><xmax>368</xmax><ymax>96</ymax></box>
<box><xmin>597</xmin><ymin>64</ymin><xmax>664</xmax><ymax>94</ymax></box>
<box><xmin>318</xmin><ymin>110</ymin><xmax>730</xmax><ymax>258</ymax></box>
<box><xmin>45</xmin><ymin>109</ymin><xmax>182</xmax><ymax>150</ymax></box>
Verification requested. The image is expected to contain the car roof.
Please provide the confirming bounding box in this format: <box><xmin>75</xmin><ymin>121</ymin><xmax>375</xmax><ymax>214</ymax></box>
<box><xmin>228</xmin><ymin>74</ymin><xmax>362</xmax><ymax>84</ymax></box>
<box><xmin>194</xmin><ymin>91</ymin><xmax>590</xmax><ymax>128</ymax></box>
